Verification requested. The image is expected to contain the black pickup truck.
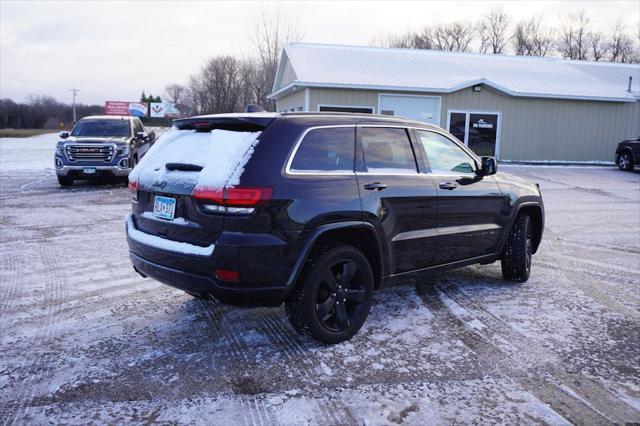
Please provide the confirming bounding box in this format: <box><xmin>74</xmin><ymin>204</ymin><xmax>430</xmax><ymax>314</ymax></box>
<box><xmin>615</xmin><ymin>136</ymin><xmax>640</xmax><ymax>171</ymax></box>
<box><xmin>54</xmin><ymin>115</ymin><xmax>155</xmax><ymax>186</ymax></box>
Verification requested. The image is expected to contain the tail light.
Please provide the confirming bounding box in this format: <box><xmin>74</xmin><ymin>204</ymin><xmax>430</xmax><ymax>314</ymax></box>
<box><xmin>128</xmin><ymin>179</ymin><xmax>138</xmax><ymax>201</ymax></box>
<box><xmin>214</xmin><ymin>268</ymin><xmax>239</xmax><ymax>282</ymax></box>
<box><xmin>192</xmin><ymin>186</ymin><xmax>272</xmax><ymax>214</ymax></box>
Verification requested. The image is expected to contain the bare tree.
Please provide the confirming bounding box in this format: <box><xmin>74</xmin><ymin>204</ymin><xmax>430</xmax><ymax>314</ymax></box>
<box><xmin>254</xmin><ymin>4</ymin><xmax>304</xmax><ymax>110</ymax></box>
<box><xmin>431</xmin><ymin>21</ymin><xmax>474</xmax><ymax>51</ymax></box>
<box><xmin>588</xmin><ymin>32</ymin><xmax>608</xmax><ymax>61</ymax></box>
<box><xmin>164</xmin><ymin>83</ymin><xmax>186</xmax><ymax>105</ymax></box>
<box><xmin>608</xmin><ymin>22</ymin><xmax>636</xmax><ymax>62</ymax></box>
<box><xmin>513</xmin><ymin>17</ymin><xmax>554</xmax><ymax>56</ymax></box>
<box><xmin>186</xmin><ymin>56</ymin><xmax>248</xmax><ymax>115</ymax></box>
<box><xmin>477</xmin><ymin>7</ymin><xmax>511</xmax><ymax>54</ymax></box>
<box><xmin>558</xmin><ymin>11</ymin><xmax>591</xmax><ymax>60</ymax></box>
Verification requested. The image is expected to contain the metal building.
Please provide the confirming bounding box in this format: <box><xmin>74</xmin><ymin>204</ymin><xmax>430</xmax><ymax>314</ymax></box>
<box><xmin>268</xmin><ymin>43</ymin><xmax>640</xmax><ymax>162</ymax></box>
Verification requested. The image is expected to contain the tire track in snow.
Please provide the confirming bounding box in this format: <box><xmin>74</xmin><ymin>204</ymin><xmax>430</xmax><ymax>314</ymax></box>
<box><xmin>0</xmin><ymin>247</ymin><xmax>21</xmax><ymax>326</ymax></box>
<box><xmin>435</xmin><ymin>275</ymin><xmax>638</xmax><ymax>424</ymax></box>
<box><xmin>415</xmin><ymin>280</ymin><xmax>613</xmax><ymax>424</ymax></box>
<box><xmin>3</xmin><ymin>243</ymin><xmax>66</xmax><ymax>424</ymax></box>
<box><xmin>198</xmin><ymin>296</ymin><xmax>251</xmax><ymax>364</ymax></box>
<box><xmin>253</xmin><ymin>308</ymin><xmax>316</xmax><ymax>381</ymax></box>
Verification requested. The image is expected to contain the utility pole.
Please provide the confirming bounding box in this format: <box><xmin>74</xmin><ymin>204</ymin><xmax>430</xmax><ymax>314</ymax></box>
<box><xmin>69</xmin><ymin>88</ymin><xmax>79</xmax><ymax>123</ymax></box>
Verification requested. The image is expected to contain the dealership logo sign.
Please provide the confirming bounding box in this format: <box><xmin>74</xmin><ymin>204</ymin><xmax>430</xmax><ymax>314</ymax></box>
<box><xmin>104</xmin><ymin>101</ymin><xmax>148</xmax><ymax>117</ymax></box>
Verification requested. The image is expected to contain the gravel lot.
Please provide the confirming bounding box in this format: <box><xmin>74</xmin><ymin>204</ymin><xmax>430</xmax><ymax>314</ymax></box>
<box><xmin>1</xmin><ymin>134</ymin><xmax>639</xmax><ymax>424</ymax></box>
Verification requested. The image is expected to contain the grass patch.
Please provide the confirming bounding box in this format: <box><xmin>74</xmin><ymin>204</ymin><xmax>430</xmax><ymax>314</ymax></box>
<box><xmin>0</xmin><ymin>129</ymin><xmax>58</xmax><ymax>138</ymax></box>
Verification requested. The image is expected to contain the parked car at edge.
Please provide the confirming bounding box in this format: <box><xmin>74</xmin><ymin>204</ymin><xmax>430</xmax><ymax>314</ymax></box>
<box><xmin>615</xmin><ymin>136</ymin><xmax>640</xmax><ymax>171</ymax></box>
<box><xmin>55</xmin><ymin>115</ymin><xmax>155</xmax><ymax>186</ymax></box>
<box><xmin>125</xmin><ymin>112</ymin><xmax>545</xmax><ymax>343</ymax></box>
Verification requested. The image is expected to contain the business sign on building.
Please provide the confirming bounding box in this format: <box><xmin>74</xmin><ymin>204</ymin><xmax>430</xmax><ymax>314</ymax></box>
<box><xmin>150</xmin><ymin>102</ymin><xmax>181</xmax><ymax>118</ymax></box>
<box><xmin>105</xmin><ymin>101</ymin><xmax>148</xmax><ymax>117</ymax></box>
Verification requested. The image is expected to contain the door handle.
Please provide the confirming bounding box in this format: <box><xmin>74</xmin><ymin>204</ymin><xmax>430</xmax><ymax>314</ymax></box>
<box><xmin>439</xmin><ymin>182</ymin><xmax>457</xmax><ymax>190</ymax></box>
<box><xmin>364</xmin><ymin>182</ymin><xmax>387</xmax><ymax>191</ymax></box>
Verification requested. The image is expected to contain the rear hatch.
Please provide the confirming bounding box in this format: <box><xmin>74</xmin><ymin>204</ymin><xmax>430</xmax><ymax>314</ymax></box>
<box><xmin>129</xmin><ymin>114</ymin><xmax>276</xmax><ymax>248</ymax></box>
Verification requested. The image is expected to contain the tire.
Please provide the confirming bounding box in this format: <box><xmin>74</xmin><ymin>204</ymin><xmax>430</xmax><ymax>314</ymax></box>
<box><xmin>285</xmin><ymin>244</ymin><xmax>375</xmax><ymax>344</ymax></box>
<box><xmin>57</xmin><ymin>176</ymin><xmax>73</xmax><ymax>187</ymax></box>
<box><xmin>501</xmin><ymin>213</ymin><xmax>533</xmax><ymax>282</ymax></box>
<box><xmin>616</xmin><ymin>151</ymin><xmax>634</xmax><ymax>171</ymax></box>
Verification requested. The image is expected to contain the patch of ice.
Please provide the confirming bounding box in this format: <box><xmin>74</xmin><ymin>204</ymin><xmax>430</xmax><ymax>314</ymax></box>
<box><xmin>125</xmin><ymin>213</ymin><xmax>214</xmax><ymax>256</ymax></box>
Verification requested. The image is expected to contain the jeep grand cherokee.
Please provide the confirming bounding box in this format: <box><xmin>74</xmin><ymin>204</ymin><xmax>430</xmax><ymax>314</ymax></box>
<box><xmin>126</xmin><ymin>112</ymin><xmax>544</xmax><ymax>343</ymax></box>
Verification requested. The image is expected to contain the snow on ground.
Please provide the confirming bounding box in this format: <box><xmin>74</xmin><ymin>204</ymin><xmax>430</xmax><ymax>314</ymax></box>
<box><xmin>1</xmin><ymin>134</ymin><xmax>639</xmax><ymax>424</ymax></box>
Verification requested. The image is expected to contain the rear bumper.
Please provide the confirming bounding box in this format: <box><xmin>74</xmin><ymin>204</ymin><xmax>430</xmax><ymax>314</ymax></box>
<box><xmin>130</xmin><ymin>252</ymin><xmax>288</xmax><ymax>306</ymax></box>
<box><xmin>125</xmin><ymin>213</ymin><xmax>292</xmax><ymax>307</ymax></box>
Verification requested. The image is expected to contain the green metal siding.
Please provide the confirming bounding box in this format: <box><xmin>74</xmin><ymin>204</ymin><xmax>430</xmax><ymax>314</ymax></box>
<box><xmin>276</xmin><ymin>86</ymin><xmax>640</xmax><ymax>162</ymax></box>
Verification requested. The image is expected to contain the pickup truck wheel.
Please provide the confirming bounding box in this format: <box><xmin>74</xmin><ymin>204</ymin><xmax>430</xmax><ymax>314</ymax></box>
<box><xmin>285</xmin><ymin>244</ymin><xmax>374</xmax><ymax>344</ymax></box>
<box><xmin>616</xmin><ymin>152</ymin><xmax>634</xmax><ymax>171</ymax></box>
<box><xmin>501</xmin><ymin>213</ymin><xmax>532</xmax><ymax>282</ymax></box>
<box><xmin>57</xmin><ymin>176</ymin><xmax>73</xmax><ymax>187</ymax></box>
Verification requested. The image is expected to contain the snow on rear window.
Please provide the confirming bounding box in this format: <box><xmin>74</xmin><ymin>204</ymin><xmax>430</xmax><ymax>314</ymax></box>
<box><xmin>130</xmin><ymin>128</ymin><xmax>261</xmax><ymax>190</ymax></box>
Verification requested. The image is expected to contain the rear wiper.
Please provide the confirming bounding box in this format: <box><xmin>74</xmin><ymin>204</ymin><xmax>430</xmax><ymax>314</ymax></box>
<box><xmin>165</xmin><ymin>162</ymin><xmax>203</xmax><ymax>172</ymax></box>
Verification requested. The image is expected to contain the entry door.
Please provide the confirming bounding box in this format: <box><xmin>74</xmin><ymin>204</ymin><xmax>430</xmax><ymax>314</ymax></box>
<box><xmin>448</xmin><ymin>111</ymin><xmax>500</xmax><ymax>158</ymax></box>
<box><xmin>355</xmin><ymin>126</ymin><xmax>439</xmax><ymax>273</ymax></box>
<box><xmin>413</xmin><ymin>129</ymin><xmax>507</xmax><ymax>264</ymax></box>
<box><xmin>379</xmin><ymin>95</ymin><xmax>441</xmax><ymax>125</ymax></box>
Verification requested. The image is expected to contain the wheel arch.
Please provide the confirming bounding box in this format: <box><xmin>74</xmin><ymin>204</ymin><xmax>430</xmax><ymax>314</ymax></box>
<box><xmin>616</xmin><ymin>146</ymin><xmax>635</xmax><ymax>160</ymax></box>
<box><xmin>285</xmin><ymin>222</ymin><xmax>385</xmax><ymax>292</ymax></box>
<box><xmin>514</xmin><ymin>203</ymin><xmax>544</xmax><ymax>254</ymax></box>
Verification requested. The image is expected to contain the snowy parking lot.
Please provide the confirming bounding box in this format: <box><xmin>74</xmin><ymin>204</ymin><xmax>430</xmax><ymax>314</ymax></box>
<box><xmin>1</xmin><ymin>133</ymin><xmax>639</xmax><ymax>424</ymax></box>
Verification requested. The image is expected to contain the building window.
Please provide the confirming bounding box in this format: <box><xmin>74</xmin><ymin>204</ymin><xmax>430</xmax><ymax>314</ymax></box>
<box><xmin>318</xmin><ymin>105</ymin><xmax>374</xmax><ymax>114</ymax></box>
<box><xmin>447</xmin><ymin>111</ymin><xmax>501</xmax><ymax>158</ymax></box>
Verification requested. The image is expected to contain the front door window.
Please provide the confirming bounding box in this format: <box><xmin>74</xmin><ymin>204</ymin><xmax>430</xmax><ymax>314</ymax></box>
<box><xmin>448</xmin><ymin>111</ymin><xmax>500</xmax><ymax>157</ymax></box>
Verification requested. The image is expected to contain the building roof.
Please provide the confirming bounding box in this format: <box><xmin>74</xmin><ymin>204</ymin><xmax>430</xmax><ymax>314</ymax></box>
<box><xmin>269</xmin><ymin>43</ymin><xmax>640</xmax><ymax>103</ymax></box>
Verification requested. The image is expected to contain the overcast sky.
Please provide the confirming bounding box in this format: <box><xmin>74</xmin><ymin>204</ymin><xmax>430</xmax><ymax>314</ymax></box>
<box><xmin>1</xmin><ymin>0</ymin><xmax>639</xmax><ymax>105</ymax></box>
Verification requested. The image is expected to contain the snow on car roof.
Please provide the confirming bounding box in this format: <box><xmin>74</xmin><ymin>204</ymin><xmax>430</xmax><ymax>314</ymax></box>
<box><xmin>270</xmin><ymin>43</ymin><xmax>640</xmax><ymax>102</ymax></box>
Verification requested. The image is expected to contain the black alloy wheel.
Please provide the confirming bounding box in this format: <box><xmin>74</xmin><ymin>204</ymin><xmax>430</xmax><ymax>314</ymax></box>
<box><xmin>285</xmin><ymin>244</ymin><xmax>374</xmax><ymax>344</ymax></box>
<box><xmin>315</xmin><ymin>259</ymin><xmax>368</xmax><ymax>332</ymax></box>
<box><xmin>617</xmin><ymin>152</ymin><xmax>634</xmax><ymax>171</ymax></box>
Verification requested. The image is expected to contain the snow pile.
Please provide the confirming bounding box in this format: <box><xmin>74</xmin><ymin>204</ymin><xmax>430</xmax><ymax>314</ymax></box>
<box><xmin>130</xmin><ymin>129</ymin><xmax>261</xmax><ymax>191</ymax></box>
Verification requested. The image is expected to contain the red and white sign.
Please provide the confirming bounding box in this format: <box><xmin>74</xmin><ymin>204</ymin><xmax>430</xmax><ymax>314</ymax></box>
<box><xmin>105</xmin><ymin>101</ymin><xmax>148</xmax><ymax>117</ymax></box>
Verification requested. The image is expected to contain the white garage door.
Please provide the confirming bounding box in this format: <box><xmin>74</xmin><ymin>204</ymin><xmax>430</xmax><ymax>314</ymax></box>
<box><xmin>379</xmin><ymin>94</ymin><xmax>441</xmax><ymax>125</ymax></box>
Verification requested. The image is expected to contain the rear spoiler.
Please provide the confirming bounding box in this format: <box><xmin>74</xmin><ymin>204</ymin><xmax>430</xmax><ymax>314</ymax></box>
<box><xmin>172</xmin><ymin>115</ymin><xmax>277</xmax><ymax>132</ymax></box>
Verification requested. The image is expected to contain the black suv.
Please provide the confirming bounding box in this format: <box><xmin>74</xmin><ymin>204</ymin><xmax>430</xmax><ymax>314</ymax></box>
<box><xmin>615</xmin><ymin>136</ymin><xmax>640</xmax><ymax>171</ymax></box>
<box><xmin>126</xmin><ymin>113</ymin><xmax>544</xmax><ymax>343</ymax></box>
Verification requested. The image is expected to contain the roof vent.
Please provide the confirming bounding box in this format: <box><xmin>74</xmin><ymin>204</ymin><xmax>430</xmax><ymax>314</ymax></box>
<box><xmin>628</xmin><ymin>76</ymin><xmax>633</xmax><ymax>92</ymax></box>
<box><xmin>245</xmin><ymin>104</ymin><xmax>265</xmax><ymax>113</ymax></box>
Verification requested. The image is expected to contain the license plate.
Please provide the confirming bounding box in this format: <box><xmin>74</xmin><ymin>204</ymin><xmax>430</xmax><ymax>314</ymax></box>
<box><xmin>153</xmin><ymin>196</ymin><xmax>176</xmax><ymax>220</ymax></box>
<box><xmin>83</xmin><ymin>167</ymin><xmax>96</xmax><ymax>175</ymax></box>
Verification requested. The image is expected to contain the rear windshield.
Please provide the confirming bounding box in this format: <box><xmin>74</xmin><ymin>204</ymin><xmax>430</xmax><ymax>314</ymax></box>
<box><xmin>130</xmin><ymin>129</ymin><xmax>262</xmax><ymax>190</ymax></box>
<box><xmin>72</xmin><ymin>120</ymin><xmax>131</xmax><ymax>137</ymax></box>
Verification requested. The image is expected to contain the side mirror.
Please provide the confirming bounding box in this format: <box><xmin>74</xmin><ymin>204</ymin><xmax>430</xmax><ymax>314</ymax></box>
<box><xmin>59</xmin><ymin>131</ymin><xmax>69</xmax><ymax>139</ymax></box>
<box><xmin>480</xmin><ymin>156</ymin><xmax>498</xmax><ymax>176</ymax></box>
<box><xmin>136</xmin><ymin>131</ymin><xmax>147</xmax><ymax>140</ymax></box>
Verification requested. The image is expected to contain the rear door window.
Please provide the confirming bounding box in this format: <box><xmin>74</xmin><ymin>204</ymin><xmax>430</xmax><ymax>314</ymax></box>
<box><xmin>289</xmin><ymin>127</ymin><xmax>355</xmax><ymax>173</ymax></box>
<box><xmin>360</xmin><ymin>127</ymin><xmax>417</xmax><ymax>173</ymax></box>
